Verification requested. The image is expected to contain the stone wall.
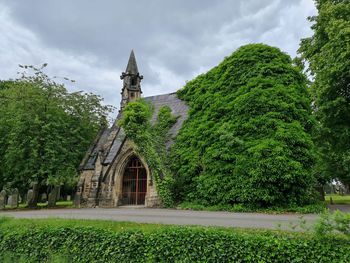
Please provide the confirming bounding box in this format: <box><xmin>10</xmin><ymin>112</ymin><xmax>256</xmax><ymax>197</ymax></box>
<box><xmin>77</xmin><ymin>140</ymin><xmax>159</xmax><ymax>208</ymax></box>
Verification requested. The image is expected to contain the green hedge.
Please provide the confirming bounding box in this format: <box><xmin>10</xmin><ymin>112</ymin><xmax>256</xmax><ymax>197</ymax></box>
<box><xmin>0</xmin><ymin>221</ymin><xmax>349</xmax><ymax>262</ymax></box>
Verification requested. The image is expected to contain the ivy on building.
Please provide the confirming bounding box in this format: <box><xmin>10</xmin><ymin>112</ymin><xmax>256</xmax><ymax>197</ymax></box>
<box><xmin>170</xmin><ymin>44</ymin><xmax>319</xmax><ymax>208</ymax></box>
<box><xmin>120</xmin><ymin>100</ymin><xmax>177</xmax><ymax>207</ymax></box>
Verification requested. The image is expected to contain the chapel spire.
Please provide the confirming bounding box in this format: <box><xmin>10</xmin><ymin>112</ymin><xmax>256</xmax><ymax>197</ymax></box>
<box><xmin>120</xmin><ymin>50</ymin><xmax>143</xmax><ymax>110</ymax></box>
<box><xmin>125</xmin><ymin>50</ymin><xmax>139</xmax><ymax>74</ymax></box>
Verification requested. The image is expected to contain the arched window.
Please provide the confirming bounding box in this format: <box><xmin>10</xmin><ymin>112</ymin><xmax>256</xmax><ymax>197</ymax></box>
<box><xmin>131</xmin><ymin>77</ymin><xmax>137</xmax><ymax>86</ymax></box>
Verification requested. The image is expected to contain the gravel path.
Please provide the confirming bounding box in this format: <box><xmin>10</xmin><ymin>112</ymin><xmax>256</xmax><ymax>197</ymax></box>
<box><xmin>0</xmin><ymin>208</ymin><xmax>319</xmax><ymax>230</ymax></box>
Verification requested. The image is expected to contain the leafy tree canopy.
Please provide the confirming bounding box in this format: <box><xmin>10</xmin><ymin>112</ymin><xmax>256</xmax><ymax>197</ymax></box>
<box><xmin>0</xmin><ymin>65</ymin><xmax>112</xmax><ymax>194</ymax></box>
<box><xmin>299</xmin><ymin>0</ymin><xmax>350</xmax><ymax>185</ymax></box>
<box><xmin>171</xmin><ymin>44</ymin><xmax>318</xmax><ymax>208</ymax></box>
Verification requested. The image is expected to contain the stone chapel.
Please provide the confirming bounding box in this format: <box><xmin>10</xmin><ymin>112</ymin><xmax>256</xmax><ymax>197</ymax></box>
<box><xmin>75</xmin><ymin>51</ymin><xmax>188</xmax><ymax>207</ymax></box>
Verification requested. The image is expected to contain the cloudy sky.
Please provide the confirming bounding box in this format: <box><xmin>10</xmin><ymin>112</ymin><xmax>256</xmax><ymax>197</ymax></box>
<box><xmin>0</xmin><ymin>0</ymin><xmax>316</xmax><ymax>111</ymax></box>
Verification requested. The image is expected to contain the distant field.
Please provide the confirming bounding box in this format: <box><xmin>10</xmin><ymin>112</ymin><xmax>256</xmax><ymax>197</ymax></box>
<box><xmin>325</xmin><ymin>194</ymin><xmax>350</xmax><ymax>204</ymax></box>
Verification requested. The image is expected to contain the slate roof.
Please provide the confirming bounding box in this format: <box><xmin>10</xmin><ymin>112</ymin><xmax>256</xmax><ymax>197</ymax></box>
<box><xmin>144</xmin><ymin>92</ymin><xmax>189</xmax><ymax>147</ymax></box>
<box><xmin>103</xmin><ymin>127</ymin><xmax>126</xmax><ymax>164</ymax></box>
<box><xmin>81</xmin><ymin>127</ymin><xmax>110</xmax><ymax>170</ymax></box>
<box><xmin>81</xmin><ymin>92</ymin><xmax>188</xmax><ymax>170</ymax></box>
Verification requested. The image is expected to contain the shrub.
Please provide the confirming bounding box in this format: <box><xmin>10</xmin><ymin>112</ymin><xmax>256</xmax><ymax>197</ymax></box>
<box><xmin>314</xmin><ymin>210</ymin><xmax>350</xmax><ymax>237</ymax></box>
<box><xmin>0</xmin><ymin>218</ymin><xmax>349</xmax><ymax>262</ymax></box>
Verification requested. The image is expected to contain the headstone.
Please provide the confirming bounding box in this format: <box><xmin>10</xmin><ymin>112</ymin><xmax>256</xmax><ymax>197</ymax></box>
<box><xmin>41</xmin><ymin>193</ymin><xmax>47</xmax><ymax>203</ymax></box>
<box><xmin>74</xmin><ymin>182</ymin><xmax>83</xmax><ymax>208</ymax></box>
<box><xmin>27</xmin><ymin>183</ymin><xmax>39</xmax><ymax>208</ymax></box>
<box><xmin>66</xmin><ymin>195</ymin><xmax>71</xmax><ymax>201</ymax></box>
<box><xmin>73</xmin><ymin>193</ymin><xmax>81</xmax><ymax>208</ymax></box>
<box><xmin>0</xmin><ymin>190</ymin><xmax>7</xmax><ymax>210</ymax></box>
<box><xmin>26</xmin><ymin>189</ymin><xmax>34</xmax><ymax>206</ymax></box>
<box><xmin>48</xmin><ymin>186</ymin><xmax>59</xmax><ymax>207</ymax></box>
<box><xmin>7</xmin><ymin>195</ymin><xmax>12</xmax><ymax>206</ymax></box>
<box><xmin>10</xmin><ymin>189</ymin><xmax>19</xmax><ymax>208</ymax></box>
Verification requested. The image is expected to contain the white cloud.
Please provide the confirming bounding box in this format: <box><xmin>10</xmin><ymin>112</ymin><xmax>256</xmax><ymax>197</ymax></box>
<box><xmin>0</xmin><ymin>0</ymin><xmax>317</xmax><ymax>115</ymax></box>
<box><xmin>0</xmin><ymin>4</ymin><xmax>123</xmax><ymax>108</ymax></box>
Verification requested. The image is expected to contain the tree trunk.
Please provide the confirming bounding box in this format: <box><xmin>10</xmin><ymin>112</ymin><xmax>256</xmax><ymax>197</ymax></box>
<box><xmin>317</xmin><ymin>185</ymin><xmax>325</xmax><ymax>201</ymax></box>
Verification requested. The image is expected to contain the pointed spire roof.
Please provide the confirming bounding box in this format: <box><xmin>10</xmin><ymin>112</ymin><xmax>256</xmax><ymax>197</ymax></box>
<box><xmin>125</xmin><ymin>50</ymin><xmax>139</xmax><ymax>74</ymax></box>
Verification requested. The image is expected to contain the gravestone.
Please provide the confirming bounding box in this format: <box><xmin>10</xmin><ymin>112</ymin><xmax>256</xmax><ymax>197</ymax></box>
<box><xmin>48</xmin><ymin>186</ymin><xmax>59</xmax><ymax>207</ymax></box>
<box><xmin>10</xmin><ymin>189</ymin><xmax>19</xmax><ymax>208</ymax></box>
<box><xmin>66</xmin><ymin>195</ymin><xmax>71</xmax><ymax>201</ymax></box>
<box><xmin>0</xmin><ymin>190</ymin><xmax>7</xmax><ymax>210</ymax></box>
<box><xmin>73</xmin><ymin>193</ymin><xmax>81</xmax><ymax>208</ymax></box>
<box><xmin>7</xmin><ymin>195</ymin><xmax>12</xmax><ymax>206</ymax></box>
<box><xmin>41</xmin><ymin>193</ymin><xmax>47</xmax><ymax>203</ymax></box>
<box><xmin>26</xmin><ymin>189</ymin><xmax>34</xmax><ymax>206</ymax></box>
<box><xmin>27</xmin><ymin>183</ymin><xmax>39</xmax><ymax>208</ymax></box>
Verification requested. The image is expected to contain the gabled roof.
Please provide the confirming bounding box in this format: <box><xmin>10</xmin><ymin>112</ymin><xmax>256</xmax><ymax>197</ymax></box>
<box><xmin>80</xmin><ymin>127</ymin><xmax>110</xmax><ymax>170</ymax></box>
<box><xmin>144</xmin><ymin>92</ymin><xmax>189</xmax><ymax>147</ymax></box>
<box><xmin>81</xmin><ymin>92</ymin><xmax>188</xmax><ymax>170</ymax></box>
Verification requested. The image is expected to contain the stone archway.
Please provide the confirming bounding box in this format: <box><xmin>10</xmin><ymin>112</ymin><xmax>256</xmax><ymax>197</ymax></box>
<box><xmin>121</xmin><ymin>156</ymin><xmax>147</xmax><ymax>205</ymax></box>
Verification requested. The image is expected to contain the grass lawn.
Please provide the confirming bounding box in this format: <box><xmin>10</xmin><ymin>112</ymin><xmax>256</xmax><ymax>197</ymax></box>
<box><xmin>0</xmin><ymin>216</ymin><xmax>326</xmax><ymax>237</ymax></box>
<box><xmin>0</xmin><ymin>217</ymin><xmax>169</xmax><ymax>233</ymax></box>
<box><xmin>0</xmin><ymin>217</ymin><xmax>278</xmax><ymax>236</ymax></box>
<box><xmin>4</xmin><ymin>200</ymin><xmax>73</xmax><ymax>210</ymax></box>
<box><xmin>325</xmin><ymin>194</ymin><xmax>350</xmax><ymax>204</ymax></box>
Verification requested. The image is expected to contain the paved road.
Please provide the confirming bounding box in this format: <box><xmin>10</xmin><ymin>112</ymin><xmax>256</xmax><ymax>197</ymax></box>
<box><xmin>0</xmin><ymin>208</ymin><xmax>318</xmax><ymax>230</ymax></box>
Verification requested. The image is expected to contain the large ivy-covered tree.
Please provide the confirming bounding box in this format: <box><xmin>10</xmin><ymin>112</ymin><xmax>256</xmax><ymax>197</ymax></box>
<box><xmin>299</xmin><ymin>0</ymin><xmax>350</xmax><ymax>188</ymax></box>
<box><xmin>171</xmin><ymin>44</ymin><xmax>318</xmax><ymax>208</ymax></box>
<box><xmin>0</xmin><ymin>65</ymin><xmax>112</xmax><ymax>198</ymax></box>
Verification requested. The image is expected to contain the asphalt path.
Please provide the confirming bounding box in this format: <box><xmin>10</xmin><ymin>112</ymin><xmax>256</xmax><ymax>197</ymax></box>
<box><xmin>0</xmin><ymin>208</ymin><xmax>319</xmax><ymax>230</ymax></box>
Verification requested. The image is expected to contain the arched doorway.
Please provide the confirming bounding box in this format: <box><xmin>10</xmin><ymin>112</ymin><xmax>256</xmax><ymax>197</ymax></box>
<box><xmin>121</xmin><ymin>156</ymin><xmax>147</xmax><ymax>205</ymax></box>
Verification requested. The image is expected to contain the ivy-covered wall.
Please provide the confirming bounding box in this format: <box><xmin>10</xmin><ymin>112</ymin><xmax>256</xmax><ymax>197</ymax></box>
<box><xmin>120</xmin><ymin>101</ymin><xmax>177</xmax><ymax>207</ymax></box>
<box><xmin>170</xmin><ymin>44</ymin><xmax>318</xmax><ymax>208</ymax></box>
<box><xmin>120</xmin><ymin>44</ymin><xmax>318</xmax><ymax>209</ymax></box>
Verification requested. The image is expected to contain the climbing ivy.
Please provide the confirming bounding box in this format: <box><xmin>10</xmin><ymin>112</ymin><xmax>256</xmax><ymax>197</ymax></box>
<box><xmin>119</xmin><ymin>100</ymin><xmax>177</xmax><ymax>207</ymax></box>
<box><xmin>171</xmin><ymin>44</ymin><xmax>318</xmax><ymax>208</ymax></box>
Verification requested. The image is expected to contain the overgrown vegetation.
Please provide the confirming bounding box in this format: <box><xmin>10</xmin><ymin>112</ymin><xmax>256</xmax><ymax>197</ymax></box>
<box><xmin>171</xmin><ymin>44</ymin><xmax>318</xmax><ymax>208</ymax></box>
<box><xmin>0</xmin><ymin>217</ymin><xmax>349</xmax><ymax>262</ymax></box>
<box><xmin>314</xmin><ymin>210</ymin><xmax>350</xmax><ymax>237</ymax></box>
<box><xmin>120</xmin><ymin>101</ymin><xmax>177</xmax><ymax>207</ymax></box>
<box><xmin>0</xmin><ymin>65</ymin><xmax>112</xmax><ymax>202</ymax></box>
<box><xmin>299</xmin><ymin>0</ymin><xmax>350</xmax><ymax>188</ymax></box>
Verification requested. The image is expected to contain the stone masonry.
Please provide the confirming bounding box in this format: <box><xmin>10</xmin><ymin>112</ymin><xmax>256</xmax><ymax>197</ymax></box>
<box><xmin>76</xmin><ymin>51</ymin><xmax>188</xmax><ymax>208</ymax></box>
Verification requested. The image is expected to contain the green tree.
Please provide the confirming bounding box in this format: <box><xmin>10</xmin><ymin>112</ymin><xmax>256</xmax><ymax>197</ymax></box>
<box><xmin>171</xmin><ymin>44</ymin><xmax>318</xmax><ymax>208</ymax></box>
<box><xmin>0</xmin><ymin>65</ymin><xmax>112</xmax><ymax>203</ymax></box>
<box><xmin>299</xmin><ymin>0</ymin><xmax>350</xmax><ymax>187</ymax></box>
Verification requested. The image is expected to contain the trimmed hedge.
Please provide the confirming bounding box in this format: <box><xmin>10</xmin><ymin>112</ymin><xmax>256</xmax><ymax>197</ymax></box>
<box><xmin>0</xmin><ymin>221</ymin><xmax>349</xmax><ymax>262</ymax></box>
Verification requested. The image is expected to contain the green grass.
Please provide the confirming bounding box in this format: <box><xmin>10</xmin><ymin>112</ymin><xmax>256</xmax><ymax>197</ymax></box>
<box><xmin>177</xmin><ymin>201</ymin><xmax>326</xmax><ymax>214</ymax></box>
<box><xmin>2</xmin><ymin>216</ymin><xmax>321</xmax><ymax>237</ymax></box>
<box><xmin>0</xmin><ymin>217</ymin><xmax>167</xmax><ymax>233</ymax></box>
<box><xmin>4</xmin><ymin>200</ymin><xmax>73</xmax><ymax>210</ymax></box>
<box><xmin>325</xmin><ymin>194</ymin><xmax>350</xmax><ymax>204</ymax></box>
<box><xmin>0</xmin><ymin>217</ymin><xmax>281</xmax><ymax>236</ymax></box>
